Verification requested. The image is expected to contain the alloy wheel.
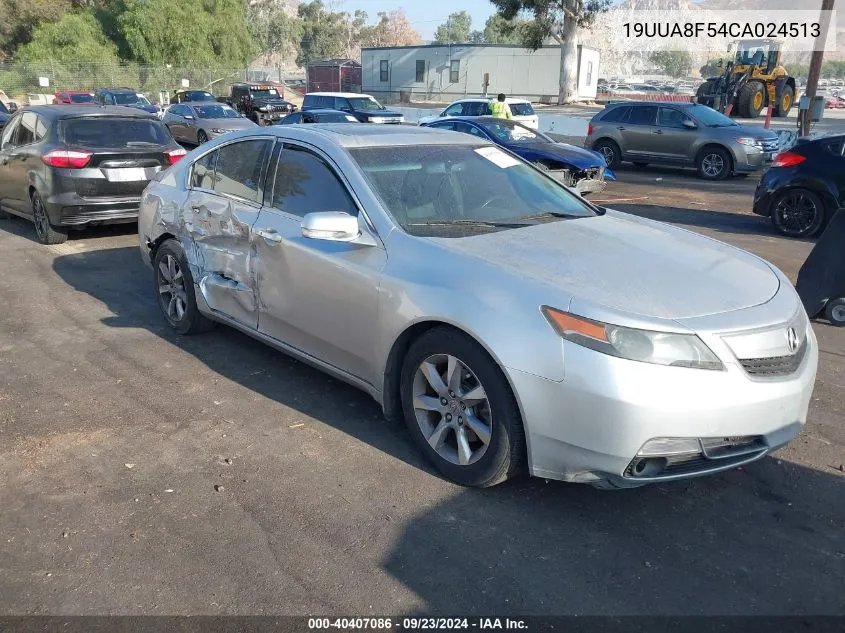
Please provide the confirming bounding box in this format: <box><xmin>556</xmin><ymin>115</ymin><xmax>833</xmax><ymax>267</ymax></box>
<box><xmin>831</xmin><ymin>304</ymin><xmax>845</xmax><ymax>323</ymax></box>
<box><xmin>157</xmin><ymin>254</ymin><xmax>188</xmax><ymax>323</ymax></box>
<box><xmin>32</xmin><ymin>196</ymin><xmax>49</xmax><ymax>241</ymax></box>
<box><xmin>599</xmin><ymin>145</ymin><xmax>615</xmax><ymax>165</ymax></box>
<box><xmin>775</xmin><ymin>191</ymin><xmax>819</xmax><ymax>236</ymax></box>
<box><xmin>701</xmin><ymin>153</ymin><xmax>725</xmax><ymax>178</ymax></box>
<box><xmin>411</xmin><ymin>354</ymin><xmax>493</xmax><ymax>467</ymax></box>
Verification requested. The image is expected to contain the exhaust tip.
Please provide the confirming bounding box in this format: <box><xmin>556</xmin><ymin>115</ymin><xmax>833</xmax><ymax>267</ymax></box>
<box><xmin>630</xmin><ymin>457</ymin><xmax>668</xmax><ymax>478</ymax></box>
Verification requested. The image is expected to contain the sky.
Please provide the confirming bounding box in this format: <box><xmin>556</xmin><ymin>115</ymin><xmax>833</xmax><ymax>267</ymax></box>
<box><xmin>334</xmin><ymin>0</ymin><xmax>496</xmax><ymax>40</ymax></box>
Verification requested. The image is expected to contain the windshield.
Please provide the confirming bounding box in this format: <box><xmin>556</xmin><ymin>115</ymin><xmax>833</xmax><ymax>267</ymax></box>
<box><xmin>70</xmin><ymin>93</ymin><xmax>94</xmax><ymax>104</ymax></box>
<box><xmin>113</xmin><ymin>93</ymin><xmax>142</xmax><ymax>105</ymax></box>
<box><xmin>251</xmin><ymin>88</ymin><xmax>280</xmax><ymax>99</ymax></box>
<box><xmin>63</xmin><ymin>117</ymin><xmax>170</xmax><ymax>148</ymax></box>
<box><xmin>736</xmin><ymin>44</ymin><xmax>771</xmax><ymax>65</ymax></box>
<box><xmin>194</xmin><ymin>104</ymin><xmax>240</xmax><ymax>119</ymax></box>
<box><xmin>350</xmin><ymin>145</ymin><xmax>595</xmax><ymax>237</ymax></box>
<box><xmin>185</xmin><ymin>91</ymin><xmax>215</xmax><ymax>102</ymax></box>
<box><xmin>348</xmin><ymin>97</ymin><xmax>385</xmax><ymax>112</ymax></box>
<box><xmin>477</xmin><ymin>119</ymin><xmax>551</xmax><ymax>144</ymax></box>
<box><xmin>688</xmin><ymin>104</ymin><xmax>738</xmax><ymax>127</ymax></box>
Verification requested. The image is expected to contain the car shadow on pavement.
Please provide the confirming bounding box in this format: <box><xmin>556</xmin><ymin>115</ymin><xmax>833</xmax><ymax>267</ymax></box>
<box><xmin>384</xmin><ymin>457</ymin><xmax>845</xmax><ymax>615</ymax></box>
<box><xmin>51</xmin><ymin>246</ymin><xmax>845</xmax><ymax>616</ymax></box>
<box><xmin>51</xmin><ymin>245</ymin><xmax>435</xmax><ymax>476</ymax></box>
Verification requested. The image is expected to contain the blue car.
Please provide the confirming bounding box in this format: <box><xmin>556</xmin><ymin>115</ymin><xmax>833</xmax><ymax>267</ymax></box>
<box><xmin>94</xmin><ymin>88</ymin><xmax>161</xmax><ymax>116</ymax></box>
<box><xmin>421</xmin><ymin>116</ymin><xmax>615</xmax><ymax>196</ymax></box>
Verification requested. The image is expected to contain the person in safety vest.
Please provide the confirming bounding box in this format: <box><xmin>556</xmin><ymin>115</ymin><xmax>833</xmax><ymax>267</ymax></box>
<box><xmin>490</xmin><ymin>93</ymin><xmax>512</xmax><ymax>119</ymax></box>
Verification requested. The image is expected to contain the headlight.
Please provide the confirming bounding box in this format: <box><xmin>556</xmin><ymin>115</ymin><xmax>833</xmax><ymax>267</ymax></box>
<box><xmin>369</xmin><ymin>116</ymin><xmax>386</xmax><ymax>123</ymax></box>
<box><xmin>345</xmin><ymin>115</ymin><xmax>358</xmax><ymax>122</ymax></box>
<box><xmin>257</xmin><ymin>106</ymin><xmax>268</xmax><ymax>112</ymax></box>
<box><xmin>737</xmin><ymin>137</ymin><xmax>762</xmax><ymax>148</ymax></box>
<box><xmin>541</xmin><ymin>306</ymin><xmax>724</xmax><ymax>370</ymax></box>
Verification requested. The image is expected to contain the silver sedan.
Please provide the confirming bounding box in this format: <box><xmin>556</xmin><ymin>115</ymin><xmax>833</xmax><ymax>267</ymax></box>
<box><xmin>162</xmin><ymin>102</ymin><xmax>257</xmax><ymax>145</ymax></box>
<box><xmin>138</xmin><ymin>125</ymin><xmax>818</xmax><ymax>489</ymax></box>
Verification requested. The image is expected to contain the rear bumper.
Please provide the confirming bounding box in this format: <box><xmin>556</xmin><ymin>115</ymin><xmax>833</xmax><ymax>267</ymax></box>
<box><xmin>43</xmin><ymin>192</ymin><xmax>140</xmax><ymax>226</ymax></box>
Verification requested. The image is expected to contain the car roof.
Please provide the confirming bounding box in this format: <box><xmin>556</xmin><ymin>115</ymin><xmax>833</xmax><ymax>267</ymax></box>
<box><xmin>452</xmin><ymin>97</ymin><xmax>530</xmax><ymax>104</ymax></box>
<box><xmin>300</xmin><ymin>109</ymin><xmax>352</xmax><ymax>115</ymax></box>
<box><xmin>307</xmin><ymin>92</ymin><xmax>374</xmax><ymax>99</ymax></box>
<box><xmin>97</xmin><ymin>87</ymin><xmax>137</xmax><ymax>93</ymax></box>
<box><xmin>228</xmin><ymin>123</ymin><xmax>490</xmax><ymax>149</ymax></box>
<box><xmin>606</xmin><ymin>100</ymin><xmax>695</xmax><ymax>108</ymax></box>
<box><xmin>21</xmin><ymin>105</ymin><xmax>158</xmax><ymax>119</ymax></box>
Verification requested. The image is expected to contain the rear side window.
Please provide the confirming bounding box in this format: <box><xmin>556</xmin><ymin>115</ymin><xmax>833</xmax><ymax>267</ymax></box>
<box><xmin>509</xmin><ymin>102</ymin><xmax>535</xmax><ymax>116</ymax></box>
<box><xmin>465</xmin><ymin>102</ymin><xmax>489</xmax><ymax>116</ymax></box>
<box><xmin>303</xmin><ymin>95</ymin><xmax>318</xmax><ymax>108</ymax></box>
<box><xmin>444</xmin><ymin>103</ymin><xmax>464</xmax><ymax>116</ymax></box>
<box><xmin>272</xmin><ymin>145</ymin><xmax>357</xmax><ymax>218</ymax></box>
<box><xmin>214</xmin><ymin>139</ymin><xmax>273</xmax><ymax>203</ymax></box>
<box><xmin>824</xmin><ymin>140</ymin><xmax>845</xmax><ymax>156</ymax></box>
<box><xmin>600</xmin><ymin>106</ymin><xmax>631</xmax><ymax>123</ymax></box>
<box><xmin>628</xmin><ymin>106</ymin><xmax>658</xmax><ymax>126</ymax></box>
<box><xmin>191</xmin><ymin>151</ymin><xmax>217</xmax><ymax>189</ymax></box>
<box><xmin>63</xmin><ymin>118</ymin><xmax>170</xmax><ymax>148</ymax></box>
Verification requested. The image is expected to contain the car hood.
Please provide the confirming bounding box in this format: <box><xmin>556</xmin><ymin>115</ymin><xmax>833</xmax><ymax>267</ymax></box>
<box><xmin>431</xmin><ymin>210</ymin><xmax>780</xmax><ymax>319</ymax></box>
<box><xmin>711</xmin><ymin>124</ymin><xmax>779</xmax><ymax>140</ymax></box>
<box><xmin>132</xmin><ymin>104</ymin><xmax>159</xmax><ymax>113</ymax></box>
<box><xmin>202</xmin><ymin>117</ymin><xmax>256</xmax><ymax>130</ymax></box>
<box><xmin>362</xmin><ymin>109</ymin><xmax>403</xmax><ymax>118</ymax></box>
<box><xmin>509</xmin><ymin>141</ymin><xmax>607</xmax><ymax>169</ymax></box>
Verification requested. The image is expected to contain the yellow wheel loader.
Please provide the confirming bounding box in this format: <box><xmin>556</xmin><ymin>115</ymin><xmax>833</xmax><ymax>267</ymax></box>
<box><xmin>696</xmin><ymin>39</ymin><xmax>795</xmax><ymax>119</ymax></box>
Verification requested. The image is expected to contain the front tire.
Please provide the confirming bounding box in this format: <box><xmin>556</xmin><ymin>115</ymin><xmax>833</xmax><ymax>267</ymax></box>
<box><xmin>738</xmin><ymin>81</ymin><xmax>766</xmax><ymax>118</ymax></box>
<box><xmin>400</xmin><ymin>327</ymin><xmax>525</xmax><ymax>487</ymax></box>
<box><xmin>31</xmin><ymin>192</ymin><xmax>67</xmax><ymax>244</ymax></box>
<box><xmin>696</xmin><ymin>147</ymin><xmax>731</xmax><ymax>180</ymax></box>
<box><xmin>593</xmin><ymin>139</ymin><xmax>621</xmax><ymax>169</ymax></box>
<box><xmin>153</xmin><ymin>239</ymin><xmax>215</xmax><ymax>335</ymax></box>
<box><xmin>197</xmin><ymin>130</ymin><xmax>208</xmax><ymax>145</ymax></box>
<box><xmin>825</xmin><ymin>298</ymin><xmax>845</xmax><ymax>327</ymax></box>
<box><xmin>770</xmin><ymin>188</ymin><xmax>826</xmax><ymax>238</ymax></box>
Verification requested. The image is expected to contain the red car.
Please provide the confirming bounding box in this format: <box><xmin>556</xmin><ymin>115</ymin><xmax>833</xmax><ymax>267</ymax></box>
<box><xmin>54</xmin><ymin>91</ymin><xmax>95</xmax><ymax>105</ymax></box>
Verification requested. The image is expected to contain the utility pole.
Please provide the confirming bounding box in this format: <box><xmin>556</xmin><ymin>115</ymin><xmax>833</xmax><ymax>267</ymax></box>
<box><xmin>799</xmin><ymin>0</ymin><xmax>835</xmax><ymax>136</ymax></box>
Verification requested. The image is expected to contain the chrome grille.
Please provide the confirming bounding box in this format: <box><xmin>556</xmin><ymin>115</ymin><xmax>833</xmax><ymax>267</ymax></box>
<box><xmin>739</xmin><ymin>339</ymin><xmax>807</xmax><ymax>377</ymax></box>
<box><xmin>761</xmin><ymin>139</ymin><xmax>779</xmax><ymax>153</ymax></box>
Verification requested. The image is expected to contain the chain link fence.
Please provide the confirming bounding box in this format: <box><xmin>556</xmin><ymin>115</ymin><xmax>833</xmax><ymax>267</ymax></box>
<box><xmin>0</xmin><ymin>61</ymin><xmax>291</xmax><ymax>103</ymax></box>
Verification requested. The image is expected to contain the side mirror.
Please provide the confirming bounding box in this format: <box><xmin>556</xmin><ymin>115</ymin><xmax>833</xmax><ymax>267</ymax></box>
<box><xmin>683</xmin><ymin>120</ymin><xmax>697</xmax><ymax>129</ymax></box>
<box><xmin>301</xmin><ymin>212</ymin><xmax>361</xmax><ymax>242</ymax></box>
<box><xmin>184</xmin><ymin>115</ymin><xmax>194</xmax><ymax>121</ymax></box>
<box><xmin>8</xmin><ymin>102</ymin><xmax>17</xmax><ymax>113</ymax></box>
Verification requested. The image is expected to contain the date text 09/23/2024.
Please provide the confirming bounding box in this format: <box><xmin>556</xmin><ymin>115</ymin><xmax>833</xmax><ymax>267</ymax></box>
<box><xmin>307</xmin><ymin>618</ymin><xmax>528</xmax><ymax>630</ymax></box>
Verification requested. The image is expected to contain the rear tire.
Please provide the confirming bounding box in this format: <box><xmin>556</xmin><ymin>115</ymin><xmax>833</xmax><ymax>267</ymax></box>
<box><xmin>31</xmin><ymin>192</ymin><xmax>68</xmax><ymax>245</ymax></box>
<box><xmin>400</xmin><ymin>327</ymin><xmax>525</xmax><ymax>487</ymax></box>
<box><xmin>774</xmin><ymin>85</ymin><xmax>794</xmax><ymax>118</ymax></box>
<box><xmin>593</xmin><ymin>139</ymin><xmax>621</xmax><ymax>169</ymax></box>
<box><xmin>770</xmin><ymin>188</ymin><xmax>826</xmax><ymax>238</ymax></box>
<box><xmin>696</xmin><ymin>147</ymin><xmax>731</xmax><ymax>180</ymax></box>
<box><xmin>153</xmin><ymin>239</ymin><xmax>215</xmax><ymax>335</ymax></box>
<box><xmin>825</xmin><ymin>298</ymin><xmax>845</xmax><ymax>327</ymax></box>
<box><xmin>738</xmin><ymin>81</ymin><xmax>766</xmax><ymax>118</ymax></box>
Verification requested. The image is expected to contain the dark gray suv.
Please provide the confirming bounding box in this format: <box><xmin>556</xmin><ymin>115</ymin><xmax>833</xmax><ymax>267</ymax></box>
<box><xmin>585</xmin><ymin>102</ymin><xmax>779</xmax><ymax>180</ymax></box>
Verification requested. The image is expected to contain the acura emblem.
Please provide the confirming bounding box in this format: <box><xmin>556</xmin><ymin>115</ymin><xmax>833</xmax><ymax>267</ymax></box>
<box><xmin>786</xmin><ymin>327</ymin><xmax>799</xmax><ymax>353</ymax></box>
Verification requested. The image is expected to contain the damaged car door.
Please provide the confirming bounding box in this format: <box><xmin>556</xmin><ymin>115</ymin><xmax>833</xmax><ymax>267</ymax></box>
<box><xmin>185</xmin><ymin>137</ymin><xmax>274</xmax><ymax>328</ymax></box>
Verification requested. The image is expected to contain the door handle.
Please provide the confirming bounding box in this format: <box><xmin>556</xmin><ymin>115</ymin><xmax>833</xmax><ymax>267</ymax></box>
<box><xmin>256</xmin><ymin>228</ymin><xmax>283</xmax><ymax>244</ymax></box>
<box><xmin>654</xmin><ymin>130</ymin><xmax>663</xmax><ymax>134</ymax></box>
<box><xmin>616</xmin><ymin>126</ymin><xmax>626</xmax><ymax>131</ymax></box>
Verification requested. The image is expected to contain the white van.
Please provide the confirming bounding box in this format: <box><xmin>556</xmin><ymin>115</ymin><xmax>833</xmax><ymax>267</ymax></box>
<box><xmin>418</xmin><ymin>98</ymin><xmax>539</xmax><ymax>129</ymax></box>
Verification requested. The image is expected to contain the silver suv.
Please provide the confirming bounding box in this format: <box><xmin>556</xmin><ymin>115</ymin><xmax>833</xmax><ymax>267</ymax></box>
<box><xmin>585</xmin><ymin>102</ymin><xmax>779</xmax><ymax>180</ymax></box>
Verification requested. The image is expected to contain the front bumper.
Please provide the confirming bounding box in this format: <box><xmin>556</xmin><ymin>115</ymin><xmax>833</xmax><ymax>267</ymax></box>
<box><xmin>509</xmin><ymin>313</ymin><xmax>818</xmax><ymax>487</ymax></box>
<box><xmin>732</xmin><ymin>144</ymin><xmax>776</xmax><ymax>174</ymax></box>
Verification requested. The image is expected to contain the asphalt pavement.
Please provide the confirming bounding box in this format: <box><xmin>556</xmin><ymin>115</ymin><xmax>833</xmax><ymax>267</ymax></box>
<box><xmin>0</xmin><ymin>169</ymin><xmax>843</xmax><ymax>616</ymax></box>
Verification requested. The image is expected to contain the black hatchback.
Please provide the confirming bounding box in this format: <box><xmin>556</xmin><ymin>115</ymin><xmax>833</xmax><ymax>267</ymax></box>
<box><xmin>0</xmin><ymin>105</ymin><xmax>185</xmax><ymax>244</ymax></box>
<box><xmin>753</xmin><ymin>135</ymin><xmax>845</xmax><ymax>238</ymax></box>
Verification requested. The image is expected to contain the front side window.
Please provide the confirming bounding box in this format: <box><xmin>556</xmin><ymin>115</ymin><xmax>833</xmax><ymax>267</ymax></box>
<box><xmin>450</xmin><ymin>60</ymin><xmax>460</xmax><ymax>83</ymax></box>
<box><xmin>444</xmin><ymin>103</ymin><xmax>464</xmax><ymax>116</ymax></box>
<box><xmin>214</xmin><ymin>139</ymin><xmax>273</xmax><ymax>203</ymax></box>
<box><xmin>657</xmin><ymin>107</ymin><xmax>692</xmax><ymax>128</ymax></box>
<box><xmin>416</xmin><ymin>60</ymin><xmax>425</xmax><ymax>83</ymax></box>
<box><xmin>191</xmin><ymin>151</ymin><xmax>217</xmax><ymax>190</ymax></box>
<box><xmin>272</xmin><ymin>145</ymin><xmax>357</xmax><ymax>218</ymax></box>
<box><xmin>350</xmin><ymin>144</ymin><xmax>595</xmax><ymax>237</ymax></box>
<box><xmin>477</xmin><ymin>119</ymin><xmax>550</xmax><ymax>144</ymax></box>
<box><xmin>380</xmin><ymin>60</ymin><xmax>389</xmax><ymax>82</ymax></box>
<box><xmin>1</xmin><ymin>115</ymin><xmax>20</xmax><ymax>149</ymax></box>
<box><xmin>348</xmin><ymin>97</ymin><xmax>384</xmax><ymax>112</ymax></box>
<box><xmin>15</xmin><ymin>112</ymin><xmax>39</xmax><ymax>146</ymax></box>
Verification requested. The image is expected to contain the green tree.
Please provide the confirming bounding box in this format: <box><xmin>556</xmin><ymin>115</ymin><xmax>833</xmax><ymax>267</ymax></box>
<box><xmin>17</xmin><ymin>11</ymin><xmax>119</xmax><ymax>63</ymax></box>
<box><xmin>248</xmin><ymin>3</ymin><xmax>303</xmax><ymax>64</ymax></box>
<box><xmin>0</xmin><ymin>0</ymin><xmax>75</xmax><ymax>58</ymax></box>
<box><xmin>490</xmin><ymin>0</ymin><xmax>611</xmax><ymax>104</ymax></box>
<box><xmin>649</xmin><ymin>50</ymin><xmax>692</xmax><ymax>79</ymax></box>
<box><xmin>482</xmin><ymin>14</ymin><xmax>532</xmax><ymax>44</ymax></box>
<box><xmin>361</xmin><ymin>10</ymin><xmax>421</xmax><ymax>48</ymax></box>
<box><xmin>119</xmin><ymin>0</ymin><xmax>254</xmax><ymax>67</ymax></box>
<box><xmin>434</xmin><ymin>11</ymin><xmax>473</xmax><ymax>44</ymax></box>
<box><xmin>296</xmin><ymin>0</ymin><xmax>349</xmax><ymax>65</ymax></box>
